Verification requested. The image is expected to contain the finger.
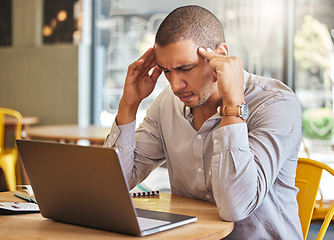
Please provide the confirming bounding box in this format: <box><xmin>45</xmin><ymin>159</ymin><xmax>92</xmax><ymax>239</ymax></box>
<box><xmin>142</xmin><ymin>48</ymin><xmax>159</xmax><ymax>70</ymax></box>
<box><xmin>140</xmin><ymin>48</ymin><xmax>157</xmax><ymax>71</ymax></box>
<box><xmin>145</xmin><ymin>46</ymin><xmax>158</xmax><ymax>67</ymax></box>
<box><xmin>139</xmin><ymin>47</ymin><xmax>154</xmax><ymax>61</ymax></box>
<box><xmin>145</xmin><ymin>54</ymin><xmax>157</xmax><ymax>69</ymax></box>
<box><xmin>137</xmin><ymin>59</ymin><xmax>157</xmax><ymax>80</ymax></box>
<box><xmin>128</xmin><ymin>47</ymin><xmax>156</xmax><ymax>78</ymax></box>
<box><xmin>198</xmin><ymin>47</ymin><xmax>215</xmax><ymax>60</ymax></box>
<box><xmin>127</xmin><ymin>59</ymin><xmax>145</xmax><ymax>76</ymax></box>
<box><xmin>150</xmin><ymin>66</ymin><xmax>163</xmax><ymax>82</ymax></box>
<box><xmin>130</xmin><ymin>47</ymin><xmax>155</xmax><ymax>71</ymax></box>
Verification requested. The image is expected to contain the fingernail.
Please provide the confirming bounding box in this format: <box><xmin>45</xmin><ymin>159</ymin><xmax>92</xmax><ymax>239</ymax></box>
<box><xmin>207</xmin><ymin>48</ymin><xmax>213</xmax><ymax>52</ymax></box>
<box><xmin>199</xmin><ymin>47</ymin><xmax>205</xmax><ymax>52</ymax></box>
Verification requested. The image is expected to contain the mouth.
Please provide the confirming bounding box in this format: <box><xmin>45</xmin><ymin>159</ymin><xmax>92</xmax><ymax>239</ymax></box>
<box><xmin>178</xmin><ymin>94</ymin><xmax>193</xmax><ymax>103</ymax></box>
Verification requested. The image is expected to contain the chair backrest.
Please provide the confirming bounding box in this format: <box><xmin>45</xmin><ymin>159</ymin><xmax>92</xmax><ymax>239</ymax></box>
<box><xmin>0</xmin><ymin>108</ymin><xmax>23</xmax><ymax>154</ymax></box>
<box><xmin>296</xmin><ymin>158</ymin><xmax>334</xmax><ymax>240</ymax></box>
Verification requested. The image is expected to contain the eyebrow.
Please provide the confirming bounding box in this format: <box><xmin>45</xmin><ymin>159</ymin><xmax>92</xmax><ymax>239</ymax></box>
<box><xmin>157</xmin><ymin>63</ymin><xmax>195</xmax><ymax>71</ymax></box>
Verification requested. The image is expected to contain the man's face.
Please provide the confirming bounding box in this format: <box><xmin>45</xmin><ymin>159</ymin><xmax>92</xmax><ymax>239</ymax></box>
<box><xmin>155</xmin><ymin>40</ymin><xmax>216</xmax><ymax>109</ymax></box>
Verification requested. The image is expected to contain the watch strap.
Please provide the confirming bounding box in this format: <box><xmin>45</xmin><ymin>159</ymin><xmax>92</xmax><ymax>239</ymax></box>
<box><xmin>217</xmin><ymin>102</ymin><xmax>249</xmax><ymax>120</ymax></box>
<box><xmin>222</xmin><ymin>105</ymin><xmax>241</xmax><ymax>117</ymax></box>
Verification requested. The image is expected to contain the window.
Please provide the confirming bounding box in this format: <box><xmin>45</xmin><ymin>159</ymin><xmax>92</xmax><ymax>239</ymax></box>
<box><xmin>93</xmin><ymin>0</ymin><xmax>285</xmax><ymax>127</ymax></box>
<box><xmin>294</xmin><ymin>0</ymin><xmax>334</xmax><ymax>156</ymax></box>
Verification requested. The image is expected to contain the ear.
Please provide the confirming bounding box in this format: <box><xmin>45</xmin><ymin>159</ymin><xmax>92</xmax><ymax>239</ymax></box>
<box><xmin>216</xmin><ymin>43</ymin><xmax>229</xmax><ymax>56</ymax></box>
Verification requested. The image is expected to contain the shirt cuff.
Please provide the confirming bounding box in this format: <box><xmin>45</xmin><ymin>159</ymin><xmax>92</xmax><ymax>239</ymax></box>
<box><xmin>104</xmin><ymin>119</ymin><xmax>136</xmax><ymax>147</ymax></box>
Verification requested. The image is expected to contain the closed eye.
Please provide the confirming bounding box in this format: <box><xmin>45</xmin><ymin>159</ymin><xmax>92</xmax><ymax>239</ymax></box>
<box><xmin>157</xmin><ymin>64</ymin><xmax>169</xmax><ymax>73</ymax></box>
<box><xmin>181</xmin><ymin>66</ymin><xmax>195</xmax><ymax>71</ymax></box>
<box><xmin>157</xmin><ymin>64</ymin><xmax>195</xmax><ymax>73</ymax></box>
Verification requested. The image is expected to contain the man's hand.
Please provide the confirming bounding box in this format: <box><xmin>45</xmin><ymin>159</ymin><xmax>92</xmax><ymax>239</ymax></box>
<box><xmin>117</xmin><ymin>47</ymin><xmax>162</xmax><ymax>125</ymax></box>
<box><xmin>198</xmin><ymin>46</ymin><xmax>244</xmax><ymax>106</ymax></box>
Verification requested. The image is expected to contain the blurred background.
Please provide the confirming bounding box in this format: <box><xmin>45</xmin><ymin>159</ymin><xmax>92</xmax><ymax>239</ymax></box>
<box><xmin>1</xmin><ymin>1</ymin><xmax>334</xmax><ymax>237</ymax></box>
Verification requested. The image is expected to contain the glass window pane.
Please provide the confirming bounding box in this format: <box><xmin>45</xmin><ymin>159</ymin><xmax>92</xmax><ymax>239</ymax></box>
<box><xmin>294</xmin><ymin>0</ymin><xmax>334</xmax><ymax>154</ymax></box>
<box><xmin>94</xmin><ymin>0</ymin><xmax>285</xmax><ymax>126</ymax></box>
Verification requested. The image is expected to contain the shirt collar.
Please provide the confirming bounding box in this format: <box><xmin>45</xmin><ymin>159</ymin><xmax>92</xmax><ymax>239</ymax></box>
<box><xmin>243</xmin><ymin>70</ymin><xmax>250</xmax><ymax>92</ymax></box>
<box><xmin>184</xmin><ymin>105</ymin><xmax>193</xmax><ymax>124</ymax></box>
<box><xmin>183</xmin><ymin>105</ymin><xmax>221</xmax><ymax>127</ymax></box>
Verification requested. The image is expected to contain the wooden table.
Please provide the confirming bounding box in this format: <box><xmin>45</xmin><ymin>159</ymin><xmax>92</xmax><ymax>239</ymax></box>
<box><xmin>5</xmin><ymin>116</ymin><xmax>39</xmax><ymax>138</ymax></box>
<box><xmin>5</xmin><ymin>116</ymin><xmax>39</xmax><ymax>128</ymax></box>
<box><xmin>0</xmin><ymin>192</ymin><xmax>234</xmax><ymax>239</ymax></box>
<box><xmin>25</xmin><ymin>124</ymin><xmax>110</xmax><ymax>145</ymax></box>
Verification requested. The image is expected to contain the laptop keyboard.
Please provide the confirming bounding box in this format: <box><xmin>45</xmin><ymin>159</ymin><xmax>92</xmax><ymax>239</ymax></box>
<box><xmin>137</xmin><ymin>217</ymin><xmax>170</xmax><ymax>231</ymax></box>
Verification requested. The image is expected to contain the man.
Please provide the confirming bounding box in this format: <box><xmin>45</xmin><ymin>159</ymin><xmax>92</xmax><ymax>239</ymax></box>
<box><xmin>104</xmin><ymin>5</ymin><xmax>303</xmax><ymax>240</ymax></box>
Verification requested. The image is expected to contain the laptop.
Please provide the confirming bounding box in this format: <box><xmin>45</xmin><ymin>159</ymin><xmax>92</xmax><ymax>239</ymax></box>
<box><xmin>16</xmin><ymin>139</ymin><xmax>197</xmax><ymax>236</ymax></box>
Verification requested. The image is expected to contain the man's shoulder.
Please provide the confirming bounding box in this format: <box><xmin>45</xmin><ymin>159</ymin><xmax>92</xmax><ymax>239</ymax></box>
<box><xmin>246</xmin><ymin>73</ymin><xmax>293</xmax><ymax>94</ymax></box>
<box><xmin>245</xmin><ymin>73</ymin><xmax>301</xmax><ymax>116</ymax></box>
<box><xmin>245</xmin><ymin>73</ymin><xmax>298</xmax><ymax>103</ymax></box>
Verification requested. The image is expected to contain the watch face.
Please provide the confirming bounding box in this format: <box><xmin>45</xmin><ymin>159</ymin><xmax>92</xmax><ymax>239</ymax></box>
<box><xmin>241</xmin><ymin>103</ymin><xmax>249</xmax><ymax>120</ymax></box>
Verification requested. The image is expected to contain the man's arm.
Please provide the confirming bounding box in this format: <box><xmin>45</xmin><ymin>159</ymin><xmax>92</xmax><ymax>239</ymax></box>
<box><xmin>104</xmin><ymin>47</ymin><xmax>163</xmax><ymax>188</ymax></box>
<box><xmin>210</xmin><ymin>94</ymin><xmax>302</xmax><ymax>221</ymax></box>
<box><xmin>198</xmin><ymin>45</ymin><xmax>245</xmax><ymax>127</ymax></box>
<box><xmin>116</xmin><ymin>47</ymin><xmax>162</xmax><ymax>126</ymax></box>
<box><xmin>198</xmin><ymin>46</ymin><xmax>302</xmax><ymax>222</ymax></box>
<box><xmin>104</xmin><ymin>101</ymin><xmax>166</xmax><ymax>190</ymax></box>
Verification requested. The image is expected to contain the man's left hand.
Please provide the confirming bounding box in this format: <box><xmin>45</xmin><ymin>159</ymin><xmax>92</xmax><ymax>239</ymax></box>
<box><xmin>198</xmin><ymin>45</ymin><xmax>245</xmax><ymax>106</ymax></box>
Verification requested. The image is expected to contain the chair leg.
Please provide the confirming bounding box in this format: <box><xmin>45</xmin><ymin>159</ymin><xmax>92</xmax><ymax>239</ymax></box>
<box><xmin>1</xmin><ymin>156</ymin><xmax>17</xmax><ymax>191</ymax></box>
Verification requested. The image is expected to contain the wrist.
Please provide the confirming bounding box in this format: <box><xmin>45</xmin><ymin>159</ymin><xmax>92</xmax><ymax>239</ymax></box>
<box><xmin>217</xmin><ymin>102</ymin><xmax>249</xmax><ymax>121</ymax></box>
<box><xmin>220</xmin><ymin>90</ymin><xmax>245</xmax><ymax>106</ymax></box>
<box><xmin>218</xmin><ymin>102</ymin><xmax>248</xmax><ymax>128</ymax></box>
<box><xmin>116</xmin><ymin>98</ymin><xmax>140</xmax><ymax>125</ymax></box>
<box><xmin>222</xmin><ymin>97</ymin><xmax>245</xmax><ymax>107</ymax></box>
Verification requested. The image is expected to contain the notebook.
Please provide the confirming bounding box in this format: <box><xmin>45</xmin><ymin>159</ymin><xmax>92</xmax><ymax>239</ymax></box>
<box><xmin>14</xmin><ymin>183</ymin><xmax>158</xmax><ymax>202</ymax></box>
<box><xmin>130</xmin><ymin>183</ymin><xmax>160</xmax><ymax>197</ymax></box>
<box><xmin>16</xmin><ymin>139</ymin><xmax>197</xmax><ymax>236</ymax></box>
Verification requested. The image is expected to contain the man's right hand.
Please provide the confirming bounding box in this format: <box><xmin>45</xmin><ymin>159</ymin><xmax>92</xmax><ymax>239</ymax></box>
<box><xmin>116</xmin><ymin>47</ymin><xmax>162</xmax><ymax>125</ymax></box>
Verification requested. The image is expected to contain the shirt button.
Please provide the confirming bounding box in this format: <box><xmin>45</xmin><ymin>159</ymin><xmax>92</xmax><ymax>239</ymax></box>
<box><xmin>197</xmin><ymin>167</ymin><xmax>203</xmax><ymax>173</ymax></box>
<box><xmin>213</xmin><ymin>139</ymin><xmax>218</xmax><ymax>144</ymax></box>
<box><xmin>197</xmin><ymin>134</ymin><xmax>202</xmax><ymax>140</ymax></box>
<box><xmin>113</xmin><ymin>133</ymin><xmax>117</xmax><ymax>138</ymax></box>
<box><xmin>206</xmin><ymin>195</ymin><xmax>210</xmax><ymax>199</ymax></box>
<box><xmin>209</xmin><ymin>170</ymin><xmax>212</xmax><ymax>176</ymax></box>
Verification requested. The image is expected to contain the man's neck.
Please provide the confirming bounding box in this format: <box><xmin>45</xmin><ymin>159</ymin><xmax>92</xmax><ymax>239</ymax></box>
<box><xmin>191</xmin><ymin>94</ymin><xmax>222</xmax><ymax>131</ymax></box>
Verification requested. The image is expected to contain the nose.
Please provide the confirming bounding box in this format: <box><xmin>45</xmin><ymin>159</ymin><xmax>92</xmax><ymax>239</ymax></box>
<box><xmin>167</xmin><ymin>71</ymin><xmax>187</xmax><ymax>92</ymax></box>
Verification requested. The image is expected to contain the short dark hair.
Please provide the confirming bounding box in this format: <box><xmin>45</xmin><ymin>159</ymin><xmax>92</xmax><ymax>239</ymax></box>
<box><xmin>155</xmin><ymin>5</ymin><xmax>225</xmax><ymax>49</ymax></box>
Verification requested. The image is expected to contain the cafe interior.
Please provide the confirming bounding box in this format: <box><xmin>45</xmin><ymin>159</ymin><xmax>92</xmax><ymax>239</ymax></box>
<box><xmin>1</xmin><ymin>0</ymin><xmax>334</xmax><ymax>239</ymax></box>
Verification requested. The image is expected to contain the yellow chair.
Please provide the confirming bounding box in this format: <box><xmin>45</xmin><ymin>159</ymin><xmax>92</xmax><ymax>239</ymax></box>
<box><xmin>300</xmin><ymin>138</ymin><xmax>334</xmax><ymax>222</ymax></box>
<box><xmin>0</xmin><ymin>108</ymin><xmax>23</xmax><ymax>191</ymax></box>
<box><xmin>313</xmin><ymin>198</ymin><xmax>334</xmax><ymax>221</ymax></box>
<box><xmin>296</xmin><ymin>158</ymin><xmax>334</xmax><ymax>240</ymax></box>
